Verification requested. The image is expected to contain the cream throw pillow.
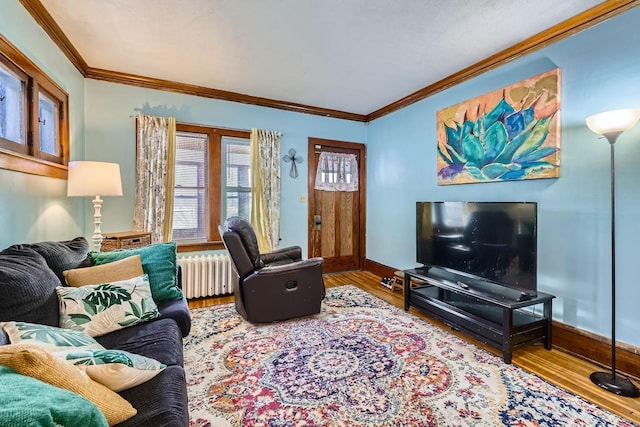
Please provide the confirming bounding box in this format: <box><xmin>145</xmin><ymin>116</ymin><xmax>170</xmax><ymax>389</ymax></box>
<box><xmin>55</xmin><ymin>348</ymin><xmax>166</xmax><ymax>392</ymax></box>
<box><xmin>63</xmin><ymin>255</ymin><xmax>144</xmax><ymax>287</ymax></box>
<box><xmin>0</xmin><ymin>344</ymin><xmax>136</xmax><ymax>426</ymax></box>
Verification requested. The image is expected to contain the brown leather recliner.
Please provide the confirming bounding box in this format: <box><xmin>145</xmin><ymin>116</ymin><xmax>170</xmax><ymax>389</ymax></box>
<box><xmin>218</xmin><ymin>216</ymin><xmax>325</xmax><ymax>323</ymax></box>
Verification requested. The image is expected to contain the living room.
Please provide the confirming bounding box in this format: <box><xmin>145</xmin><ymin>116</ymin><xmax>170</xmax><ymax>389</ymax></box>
<box><xmin>1</xmin><ymin>0</ymin><xmax>640</xmax><ymax>425</ymax></box>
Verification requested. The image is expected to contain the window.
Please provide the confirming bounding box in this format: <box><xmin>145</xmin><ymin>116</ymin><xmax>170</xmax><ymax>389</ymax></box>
<box><xmin>0</xmin><ymin>35</ymin><xmax>69</xmax><ymax>178</ymax></box>
<box><xmin>0</xmin><ymin>58</ymin><xmax>28</xmax><ymax>153</ymax></box>
<box><xmin>173</xmin><ymin>131</ymin><xmax>209</xmax><ymax>242</ymax></box>
<box><xmin>222</xmin><ymin>137</ymin><xmax>251</xmax><ymax>220</ymax></box>
<box><xmin>172</xmin><ymin>124</ymin><xmax>250</xmax><ymax>250</ymax></box>
<box><xmin>38</xmin><ymin>90</ymin><xmax>61</xmax><ymax>157</ymax></box>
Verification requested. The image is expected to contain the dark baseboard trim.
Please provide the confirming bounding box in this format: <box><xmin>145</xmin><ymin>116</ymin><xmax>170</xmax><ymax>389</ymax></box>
<box><xmin>552</xmin><ymin>321</ymin><xmax>640</xmax><ymax>380</ymax></box>
<box><xmin>364</xmin><ymin>258</ymin><xmax>640</xmax><ymax>380</ymax></box>
<box><xmin>364</xmin><ymin>259</ymin><xmax>398</xmax><ymax>279</ymax></box>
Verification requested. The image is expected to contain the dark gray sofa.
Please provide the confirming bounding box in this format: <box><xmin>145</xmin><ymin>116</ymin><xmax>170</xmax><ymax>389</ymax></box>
<box><xmin>0</xmin><ymin>237</ymin><xmax>191</xmax><ymax>427</ymax></box>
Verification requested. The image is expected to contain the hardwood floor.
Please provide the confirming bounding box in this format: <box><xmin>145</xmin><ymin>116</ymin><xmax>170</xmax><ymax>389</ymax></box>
<box><xmin>188</xmin><ymin>270</ymin><xmax>640</xmax><ymax>425</ymax></box>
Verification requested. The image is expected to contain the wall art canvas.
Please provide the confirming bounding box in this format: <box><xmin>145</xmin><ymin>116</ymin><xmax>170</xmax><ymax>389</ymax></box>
<box><xmin>436</xmin><ymin>68</ymin><xmax>561</xmax><ymax>185</ymax></box>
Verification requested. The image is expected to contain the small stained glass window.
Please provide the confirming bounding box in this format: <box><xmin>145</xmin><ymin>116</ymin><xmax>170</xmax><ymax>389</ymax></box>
<box><xmin>0</xmin><ymin>61</ymin><xmax>26</xmax><ymax>145</ymax></box>
<box><xmin>38</xmin><ymin>90</ymin><xmax>60</xmax><ymax>156</ymax></box>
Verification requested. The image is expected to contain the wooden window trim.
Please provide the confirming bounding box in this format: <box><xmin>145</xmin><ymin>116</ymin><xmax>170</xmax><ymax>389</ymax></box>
<box><xmin>174</xmin><ymin>123</ymin><xmax>249</xmax><ymax>252</ymax></box>
<box><xmin>0</xmin><ymin>34</ymin><xmax>69</xmax><ymax>179</ymax></box>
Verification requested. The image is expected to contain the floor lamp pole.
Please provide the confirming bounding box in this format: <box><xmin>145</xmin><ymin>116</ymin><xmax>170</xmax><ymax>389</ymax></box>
<box><xmin>589</xmin><ymin>133</ymin><xmax>639</xmax><ymax>397</ymax></box>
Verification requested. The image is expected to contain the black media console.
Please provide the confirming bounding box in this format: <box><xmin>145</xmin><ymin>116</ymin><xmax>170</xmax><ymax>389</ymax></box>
<box><xmin>403</xmin><ymin>267</ymin><xmax>554</xmax><ymax>363</ymax></box>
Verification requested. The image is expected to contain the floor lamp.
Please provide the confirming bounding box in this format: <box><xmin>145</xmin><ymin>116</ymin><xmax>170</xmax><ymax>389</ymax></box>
<box><xmin>67</xmin><ymin>161</ymin><xmax>123</xmax><ymax>251</ymax></box>
<box><xmin>585</xmin><ymin>108</ymin><xmax>640</xmax><ymax>398</ymax></box>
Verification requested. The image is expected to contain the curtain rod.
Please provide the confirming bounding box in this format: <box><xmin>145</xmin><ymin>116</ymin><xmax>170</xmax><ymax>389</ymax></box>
<box><xmin>130</xmin><ymin>115</ymin><xmax>251</xmax><ymax>134</ymax></box>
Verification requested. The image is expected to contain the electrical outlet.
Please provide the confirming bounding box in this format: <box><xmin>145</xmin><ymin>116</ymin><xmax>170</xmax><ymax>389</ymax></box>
<box><xmin>298</xmin><ymin>195</ymin><xmax>307</xmax><ymax>203</ymax></box>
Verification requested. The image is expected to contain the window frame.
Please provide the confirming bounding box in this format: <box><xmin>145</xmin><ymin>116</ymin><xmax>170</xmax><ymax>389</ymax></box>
<box><xmin>174</xmin><ymin>123</ymin><xmax>250</xmax><ymax>252</ymax></box>
<box><xmin>0</xmin><ymin>34</ymin><xmax>69</xmax><ymax>179</ymax></box>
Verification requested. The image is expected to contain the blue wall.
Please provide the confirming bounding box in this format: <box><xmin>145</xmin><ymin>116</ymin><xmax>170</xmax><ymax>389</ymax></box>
<box><xmin>0</xmin><ymin>1</ymin><xmax>86</xmax><ymax>248</ymax></box>
<box><xmin>83</xmin><ymin>81</ymin><xmax>365</xmax><ymax>251</ymax></box>
<box><xmin>366</xmin><ymin>9</ymin><xmax>640</xmax><ymax>347</ymax></box>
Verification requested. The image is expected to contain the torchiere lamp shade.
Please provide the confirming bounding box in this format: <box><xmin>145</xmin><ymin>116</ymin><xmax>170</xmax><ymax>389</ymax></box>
<box><xmin>586</xmin><ymin>109</ymin><xmax>640</xmax><ymax>136</ymax></box>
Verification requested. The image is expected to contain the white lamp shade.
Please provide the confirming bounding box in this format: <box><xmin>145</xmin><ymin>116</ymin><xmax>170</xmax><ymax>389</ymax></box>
<box><xmin>586</xmin><ymin>108</ymin><xmax>640</xmax><ymax>136</ymax></box>
<box><xmin>67</xmin><ymin>161</ymin><xmax>123</xmax><ymax>197</ymax></box>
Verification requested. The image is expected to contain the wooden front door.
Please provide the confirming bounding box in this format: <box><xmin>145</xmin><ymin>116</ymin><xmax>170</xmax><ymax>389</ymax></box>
<box><xmin>308</xmin><ymin>138</ymin><xmax>366</xmax><ymax>272</ymax></box>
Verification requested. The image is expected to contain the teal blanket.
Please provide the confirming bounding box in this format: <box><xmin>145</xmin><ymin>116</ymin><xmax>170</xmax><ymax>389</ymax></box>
<box><xmin>0</xmin><ymin>366</ymin><xmax>107</xmax><ymax>427</ymax></box>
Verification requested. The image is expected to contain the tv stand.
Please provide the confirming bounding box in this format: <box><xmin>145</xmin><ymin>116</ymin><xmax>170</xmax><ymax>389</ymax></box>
<box><xmin>403</xmin><ymin>267</ymin><xmax>554</xmax><ymax>363</ymax></box>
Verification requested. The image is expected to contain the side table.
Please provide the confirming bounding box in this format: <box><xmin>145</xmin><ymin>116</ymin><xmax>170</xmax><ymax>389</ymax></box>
<box><xmin>101</xmin><ymin>231</ymin><xmax>151</xmax><ymax>252</ymax></box>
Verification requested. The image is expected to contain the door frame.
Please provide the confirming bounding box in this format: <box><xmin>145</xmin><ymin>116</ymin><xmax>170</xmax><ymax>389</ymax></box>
<box><xmin>307</xmin><ymin>137</ymin><xmax>366</xmax><ymax>270</ymax></box>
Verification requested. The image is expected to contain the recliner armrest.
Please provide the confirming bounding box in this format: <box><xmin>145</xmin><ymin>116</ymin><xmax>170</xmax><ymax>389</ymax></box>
<box><xmin>260</xmin><ymin>246</ymin><xmax>303</xmax><ymax>265</ymax></box>
<box><xmin>254</xmin><ymin>257</ymin><xmax>323</xmax><ymax>275</ymax></box>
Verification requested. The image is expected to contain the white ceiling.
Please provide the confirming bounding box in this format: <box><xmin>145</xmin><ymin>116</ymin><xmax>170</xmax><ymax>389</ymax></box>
<box><xmin>39</xmin><ymin>0</ymin><xmax>603</xmax><ymax>116</ymax></box>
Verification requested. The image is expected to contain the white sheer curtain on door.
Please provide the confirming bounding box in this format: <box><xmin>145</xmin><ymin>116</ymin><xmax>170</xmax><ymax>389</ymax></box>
<box><xmin>314</xmin><ymin>151</ymin><xmax>359</xmax><ymax>192</ymax></box>
<box><xmin>250</xmin><ymin>128</ymin><xmax>282</xmax><ymax>252</ymax></box>
<box><xmin>133</xmin><ymin>114</ymin><xmax>176</xmax><ymax>243</ymax></box>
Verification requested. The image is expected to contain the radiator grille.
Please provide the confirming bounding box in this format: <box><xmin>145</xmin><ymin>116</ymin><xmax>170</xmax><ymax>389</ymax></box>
<box><xmin>178</xmin><ymin>254</ymin><xmax>234</xmax><ymax>298</ymax></box>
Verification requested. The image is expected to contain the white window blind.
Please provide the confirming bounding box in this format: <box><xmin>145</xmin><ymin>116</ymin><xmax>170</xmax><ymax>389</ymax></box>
<box><xmin>172</xmin><ymin>131</ymin><xmax>208</xmax><ymax>242</ymax></box>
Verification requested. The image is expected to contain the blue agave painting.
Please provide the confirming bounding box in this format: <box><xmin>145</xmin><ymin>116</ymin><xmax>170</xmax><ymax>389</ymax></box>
<box><xmin>437</xmin><ymin>69</ymin><xmax>560</xmax><ymax>185</ymax></box>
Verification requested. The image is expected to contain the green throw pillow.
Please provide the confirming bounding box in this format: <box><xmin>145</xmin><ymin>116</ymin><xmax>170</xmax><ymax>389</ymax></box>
<box><xmin>55</xmin><ymin>348</ymin><xmax>166</xmax><ymax>392</ymax></box>
<box><xmin>56</xmin><ymin>274</ymin><xmax>160</xmax><ymax>337</ymax></box>
<box><xmin>89</xmin><ymin>242</ymin><xmax>183</xmax><ymax>302</ymax></box>
<box><xmin>1</xmin><ymin>321</ymin><xmax>103</xmax><ymax>352</ymax></box>
<box><xmin>0</xmin><ymin>365</ymin><xmax>108</xmax><ymax>427</ymax></box>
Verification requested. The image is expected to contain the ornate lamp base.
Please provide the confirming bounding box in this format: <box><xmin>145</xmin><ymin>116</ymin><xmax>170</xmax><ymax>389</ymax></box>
<box><xmin>91</xmin><ymin>195</ymin><xmax>104</xmax><ymax>252</ymax></box>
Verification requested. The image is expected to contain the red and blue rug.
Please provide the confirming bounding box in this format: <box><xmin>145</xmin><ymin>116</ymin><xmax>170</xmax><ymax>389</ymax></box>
<box><xmin>184</xmin><ymin>285</ymin><xmax>636</xmax><ymax>426</ymax></box>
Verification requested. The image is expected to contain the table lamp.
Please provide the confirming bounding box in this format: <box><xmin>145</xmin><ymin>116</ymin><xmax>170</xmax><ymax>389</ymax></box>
<box><xmin>67</xmin><ymin>161</ymin><xmax>123</xmax><ymax>251</ymax></box>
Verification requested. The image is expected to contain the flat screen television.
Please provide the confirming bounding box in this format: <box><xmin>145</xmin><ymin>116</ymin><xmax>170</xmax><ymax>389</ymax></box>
<box><xmin>416</xmin><ymin>201</ymin><xmax>537</xmax><ymax>295</ymax></box>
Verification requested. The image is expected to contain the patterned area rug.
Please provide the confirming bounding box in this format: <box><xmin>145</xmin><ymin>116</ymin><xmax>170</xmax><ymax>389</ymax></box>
<box><xmin>184</xmin><ymin>285</ymin><xmax>636</xmax><ymax>426</ymax></box>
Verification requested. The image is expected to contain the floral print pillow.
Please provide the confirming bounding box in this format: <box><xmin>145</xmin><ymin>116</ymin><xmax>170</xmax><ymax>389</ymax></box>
<box><xmin>55</xmin><ymin>348</ymin><xmax>166</xmax><ymax>392</ymax></box>
<box><xmin>56</xmin><ymin>274</ymin><xmax>160</xmax><ymax>337</ymax></box>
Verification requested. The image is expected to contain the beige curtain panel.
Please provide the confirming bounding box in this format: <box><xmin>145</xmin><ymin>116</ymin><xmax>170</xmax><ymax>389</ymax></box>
<box><xmin>250</xmin><ymin>128</ymin><xmax>282</xmax><ymax>252</ymax></box>
<box><xmin>133</xmin><ymin>114</ymin><xmax>176</xmax><ymax>243</ymax></box>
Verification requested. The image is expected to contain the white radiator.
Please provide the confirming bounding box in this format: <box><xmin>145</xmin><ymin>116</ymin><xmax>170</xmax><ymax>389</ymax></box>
<box><xmin>178</xmin><ymin>254</ymin><xmax>234</xmax><ymax>298</ymax></box>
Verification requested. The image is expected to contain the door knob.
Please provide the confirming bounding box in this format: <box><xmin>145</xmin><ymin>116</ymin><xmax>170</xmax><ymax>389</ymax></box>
<box><xmin>314</xmin><ymin>215</ymin><xmax>322</xmax><ymax>230</ymax></box>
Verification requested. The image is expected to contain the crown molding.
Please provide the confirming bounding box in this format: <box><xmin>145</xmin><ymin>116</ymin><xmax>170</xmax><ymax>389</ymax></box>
<box><xmin>366</xmin><ymin>0</ymin><xmax>640</xmax><ymax>121</ymax></box>
<box><xmin>84</xmin><ymin>67</ymin><xmax>368</xmax><ymax>122</ymax></box>
<box><xmin>19</xmin><ymin>0</ymin><xmax>639</xmax><ymax>123</ymax></box>
<box><xmin>18</xmin><ymin>0</ymin><xmax>88</xmax><ymax>76</ymax></box>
